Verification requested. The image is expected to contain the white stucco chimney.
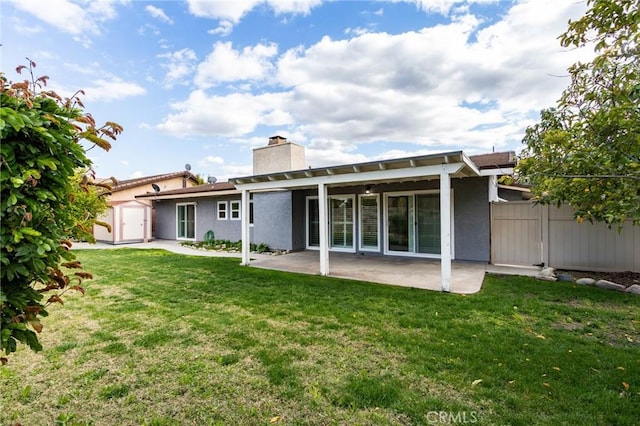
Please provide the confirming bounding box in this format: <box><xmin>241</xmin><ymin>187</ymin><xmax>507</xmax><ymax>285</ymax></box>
<box><xmin>253</xmin><ymin>135</ymin><xmax>306</xmax><ymax>175</ymax></box>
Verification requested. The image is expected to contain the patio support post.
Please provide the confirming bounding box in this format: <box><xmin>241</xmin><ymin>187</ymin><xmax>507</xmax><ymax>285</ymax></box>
<box><xmin>440</xmin><ymin>168</ymin><xmax>452</xmax><ymax>292</ymax></box>
<box><xmin>241</xmin><ymin>189</ymin><xmax>250</xmax><ymax>266</ymax></box>
<box><xmin>318</xmin><ymin>182</ymin><xmax>329</xmax><ymax>276</ymax></box>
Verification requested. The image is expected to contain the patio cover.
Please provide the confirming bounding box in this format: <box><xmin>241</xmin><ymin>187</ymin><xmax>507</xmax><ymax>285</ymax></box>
<box><xmin>229</xmin><ymin>150</ymin><xmax>510</xmax><ymax>292</ymax></box>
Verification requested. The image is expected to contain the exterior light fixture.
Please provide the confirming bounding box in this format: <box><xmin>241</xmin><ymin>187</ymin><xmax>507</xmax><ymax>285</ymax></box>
<box><xmin>365</xmin><ymin>185</ymin><xmax>372</xmax><ymax>194</ymax></box>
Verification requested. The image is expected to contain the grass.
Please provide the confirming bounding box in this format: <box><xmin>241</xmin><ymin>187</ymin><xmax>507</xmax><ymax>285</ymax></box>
<box><xmin>1</xmin><ymin>248</ymin><xmax>639</xmax><ymax>425</ymax></box>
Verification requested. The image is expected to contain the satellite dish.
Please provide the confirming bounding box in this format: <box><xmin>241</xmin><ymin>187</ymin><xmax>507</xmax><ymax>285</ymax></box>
<box><xmin>207</xmin><ymin>176</ymin><xmax>217</xmax><ymax>184</ymax></box>
<box><xmin>151</xmin><ymin>183</ymin><xmax>160</xmax><ymax>193</ymax></box>
<box><xmin>185</xmin><ymin>163</ymin><xmax>191</xmax><ymax>171</ymax></box>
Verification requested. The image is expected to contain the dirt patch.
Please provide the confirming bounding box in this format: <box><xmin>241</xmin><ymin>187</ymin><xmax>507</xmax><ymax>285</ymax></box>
<box><xmin>557</xmin><ymin>269</ymin><xmax>640</xmax><ymax>288</ymax></box>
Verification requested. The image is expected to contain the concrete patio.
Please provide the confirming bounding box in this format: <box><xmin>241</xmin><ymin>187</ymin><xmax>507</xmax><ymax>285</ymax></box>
<box><xmin>249</xmin><ymin>250</ymin><xmax>488</xmax><ymax>294</ymax></box>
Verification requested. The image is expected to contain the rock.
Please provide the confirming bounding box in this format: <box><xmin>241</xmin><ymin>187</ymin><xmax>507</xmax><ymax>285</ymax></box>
<box><xmin>625</xmin><ymin>284</ymin><xmax>640</xmax><ymax>296</ymax></box>
<box><xmin>595</xmin><ymin>279</ymin><xmax>626</xmax><ymax>292</ymax></box>
<box><xmin>576</xmin><ymin>277</ymin><xmax>596</xmax><ymax>286</ymax></box>
<box><xmin>557</xmin><ymin>273</ymin><xmax>574</xmax><ymax>282</ymax></box>
<box><xmin>536</xmin><ymin>267</ymin><xmax>557</xmax><ymax>281</ymax></box>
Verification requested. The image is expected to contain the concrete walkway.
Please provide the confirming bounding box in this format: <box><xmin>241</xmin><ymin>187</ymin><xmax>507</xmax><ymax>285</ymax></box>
<box><xmin>71</xmin><ymin>239</ymin><xmax>270</xmax><ymax>259</ymax></box>
<box><xmin>72</xmin><ymin>240</ymin><xmax>540</xmax><ymax>294</ymax></box>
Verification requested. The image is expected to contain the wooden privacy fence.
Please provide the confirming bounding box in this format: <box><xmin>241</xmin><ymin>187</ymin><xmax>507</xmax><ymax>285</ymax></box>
<box><xmin>490</xmin><ymin>202</ymin><xmax>640</xmax><ymax>272</ymax></box>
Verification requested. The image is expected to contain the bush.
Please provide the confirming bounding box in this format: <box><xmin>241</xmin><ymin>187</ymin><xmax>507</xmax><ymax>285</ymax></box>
<box><xmin>0</xmin><ymin>60</ymin><xmax>121</xmax><ymax>362</ymax></box>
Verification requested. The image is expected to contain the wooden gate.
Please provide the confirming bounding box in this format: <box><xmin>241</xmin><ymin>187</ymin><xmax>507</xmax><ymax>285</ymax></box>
<box><xmin>490</xmin><ymin>202</ymin><xmax>542</xmax><ymax>267</ymax></box>
<box><xmin>491</xmin><ymin>202</ymin><xmax>640</xmax><ymax>272</ymax></box>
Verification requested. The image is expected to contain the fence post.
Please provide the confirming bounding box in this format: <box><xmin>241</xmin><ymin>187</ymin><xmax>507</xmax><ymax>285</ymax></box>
<box><xmin>541</xmin><ymin>204</ymin><xmax>549</xmax><ymax>267</ymax></box>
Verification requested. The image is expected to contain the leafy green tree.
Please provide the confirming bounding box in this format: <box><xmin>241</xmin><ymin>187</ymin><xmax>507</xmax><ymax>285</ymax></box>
<box><xmin>68</xmin><ymin>169</ymin><xmax>113</xmax><ymax>243</ymax></box>
<box><xmin>517</xmin><ymin>0</ymin><xmax>639</xmax><ymax>227</ymax></box>
<box><xmin>0</xmin><ymin>60</ymin><xmax>122</xmax><ymax>362</ymax></box>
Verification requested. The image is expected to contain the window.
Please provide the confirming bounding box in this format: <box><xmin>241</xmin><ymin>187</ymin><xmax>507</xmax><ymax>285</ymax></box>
<box><xmin>330</xmin><ymin>196</ymin><xmax>354</xmax><ymax>250</ymax></box>
<box><xmin>177</xmin><ymin>203</ymin><xmax>196</xmax><ymax>240</ymax></box>
<box><xmin>306</xmin><ymin>195</ymin><xmax>355</xmax><ymax>252</ymax></box>
<box><xmin>249</xmin><ymin>196</ymin><xmax>254</xmax><ymax>226</ymax></box>
<box><xmin>306</xmin><ymin>197</ymin><xmax>319</xmax><ymax>248</ymax></box>
<box><xmin>217</xmin><ymin>201</ymin><xmax>227</xmax><ymax>220</ymax></box>
<box><xmin>359</xmin><ymin>195</ymin><xmax>379</xmax><ymax>251</ymax></box>
<box><xmin>230</xmin><ymin>201</ymin><xmax>241</xmax><ymax>220</ymax></box>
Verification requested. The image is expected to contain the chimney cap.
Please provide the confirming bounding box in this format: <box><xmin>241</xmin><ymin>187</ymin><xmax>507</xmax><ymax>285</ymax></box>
<box><xmin>268</xmin><ymin>135</ymin><xmax>287</xmax><ymax>145</ymax></box>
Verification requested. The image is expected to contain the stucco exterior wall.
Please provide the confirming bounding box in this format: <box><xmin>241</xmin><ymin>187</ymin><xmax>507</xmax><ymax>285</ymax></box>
<box><xmin>154</xmin><ymin>201</ymin><xmax>177</xmax><ymax>240</ymax></box>
<box><xmin>253</xmin><ymin>191</ymin><xmax>294</xmax><ymax>251</ymax></box>
<box><xmin>253</xmin><ymin>143</ymin><xmax>306</xmax><ymax>175</ymax></box>
<box><xmin>153</xmin><ymin>196</ymin><xmax>253</xmax><ymax>243</ymax></box>
<box><xmin>452</xmin><ymin>177</ymin><xmax>490</xmax><ymax>262</ymax></box>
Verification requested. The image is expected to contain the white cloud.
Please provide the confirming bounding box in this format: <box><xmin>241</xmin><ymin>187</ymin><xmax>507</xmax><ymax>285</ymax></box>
<box><xmin>83</xmin><ymin>79</ymin><xmax>146</xmax><ymax>102</ymax></box>
<box><xmin>130</xmin><ymin>171</ymin><xmax>144</xmax><ymax>179</ymax></box>
<box><xmin>145</xmin><ymin>5</ymin><xmax>173</xmax><ymax>24</ymax></box>
<box><xmin>158</xmin><ymin>90</ymin><xmax>293</xmax><ymax>136</ymax></box>
<box><xmin>8</xmin><ymin>0</ymin><xmax>128</xmax><ymax>38</ymax></box>
<box><xmin>194</xmin><ymin>42</ymin><xmax>278</xmax><ymax>88</ymax></box>
<box><xmin>218</xmin><ymin>164</ymin><xmax>253</xmax><ymax>182</ymax></box>
<box><xmin>344</xmin><ymin>27</ymin><xmax>370</xmax><ymax>36</ymax></box>
<box><xmin>120</xmin><ymin>160</ymin><xmax>129</xmax><ymax>166</ymax></box>
<box><xmin>158</xmin><ymin>48</ymin><xmax>198</xmax><ymax>88</ymax></box>
<box><xmin>400</xmin><ymin>0</ymin><xmax>495</xmax><ymax>16</ymax></box>
<box><xmin>204</xmin><ymin>155</ymin><xmax>225</xmax><ymax>165</ymax></box>
<box><xmin>187</xmin><ymin>0</ymin><xmax>321</xmax><ymax>35</ymax></box>
<box><xmin>208</xmin><ymin>20</ymin><xmax>234</xmax><ymax>37</ymax></box>
<box><xmin>161</xmin><ymin>0</ymin><xmax>589</xmax><ymax>159</ymax></box>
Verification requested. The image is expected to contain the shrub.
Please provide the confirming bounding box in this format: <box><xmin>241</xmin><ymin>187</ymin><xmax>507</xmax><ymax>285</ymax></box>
<box><xmin>0</xmin><ymin>60</ymin><xmax>121</xmax><ymax>362</ymax></box>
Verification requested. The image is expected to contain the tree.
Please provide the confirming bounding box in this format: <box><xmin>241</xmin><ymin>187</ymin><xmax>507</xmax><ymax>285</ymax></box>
<box><xmin>517</xmin><ymin>0</ymin><xmax>639</xmax><ymax>227</ymax></box>
<box><xmin>67</xmin><ymin>168</ymin><xmax>113</xmax><ymax>243</ymax></box>
<box><xmin>0</xmin><ymin>60</ymin><xmax>122</xmax><ymax>363</ymax></box>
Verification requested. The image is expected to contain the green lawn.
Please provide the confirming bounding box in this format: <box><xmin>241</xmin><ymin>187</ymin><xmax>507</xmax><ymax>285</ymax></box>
<box><xmin>1</xmin><ymin>249</ymin><xmax>639</xmax><ymax>425</ymax></box>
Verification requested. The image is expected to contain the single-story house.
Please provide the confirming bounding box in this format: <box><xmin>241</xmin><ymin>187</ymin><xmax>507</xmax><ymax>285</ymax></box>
<box><xmin>138</xmin><ymin>136</ymin><xmax>521</xmax><ymax>291</ymax></box>
<box><xmin>94</xmin><ymin>170</ymin><xmax>199</xmax><ymax>244</ymax></box>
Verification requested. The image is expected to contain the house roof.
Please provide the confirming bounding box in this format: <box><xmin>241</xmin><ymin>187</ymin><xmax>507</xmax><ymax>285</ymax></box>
<box><xmin>136</xmin><ymin>181</ymin><xmax>238</xmax><ymax>200</ymax></box>
<box><xmin>468</xmin><ymin>151</ymin><xmax>516</xmax><ymax>169</ymax></box>
<box><xmin>135</xmin><ymin>150</ymin><xmax>516</xmax><ymax>199</ymax></box>
<box><xmin>230</xmin><ymin>150</ymin><xmax>514</xmax><ymax>191</ymax></box>
<box><xmin>105</xmin><ymin>171</ymin><xmax>199</xmax><ymax>192</ymax></box>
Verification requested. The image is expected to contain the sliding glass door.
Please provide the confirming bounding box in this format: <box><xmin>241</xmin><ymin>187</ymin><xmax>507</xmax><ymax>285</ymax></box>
<box><xmin>386</xmin><ymin>192</ymin><xmax>442</xmax><ymax>256</ymax></box>
<box><xmin>177</xmin><ymin>203</ymin><xmax>196</xmax><ymax>240</ymax></box>
<box><xmin>306</xmin><ymin>196</ymin><xmax>355</xmax><ymax>251</ymax></box>
<box><xmin>416</xmin><ymin>194</ymin><xmax>440</xmax><ymax>254</ymax></box>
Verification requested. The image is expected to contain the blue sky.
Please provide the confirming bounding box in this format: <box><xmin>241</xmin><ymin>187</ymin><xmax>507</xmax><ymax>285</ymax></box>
<box><xmin>2</xmin><ymin>0</ymin><xmax>591</xmax><ymax>181</ymax></box>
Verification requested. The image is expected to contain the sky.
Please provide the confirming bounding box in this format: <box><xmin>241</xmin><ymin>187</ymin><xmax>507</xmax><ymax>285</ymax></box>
<box><xmin>1</xmin><ymin>0</ymin><xmax>593</xmax><ymax>182</ymax></box>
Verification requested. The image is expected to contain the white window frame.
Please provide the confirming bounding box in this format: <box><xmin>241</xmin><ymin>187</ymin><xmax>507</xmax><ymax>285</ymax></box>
<box><xmin>176</xmin><ymin>202</ymin><xmax>196</xmax><ymax>241</ymax></box>
<box><xmin>230</xmin><ymin>200</ymin><xmax>241</xmax><ymax>221</ymax></box>
<box><xmin>358</xmin><ymin>193</ymin><xmax>380</xmax><ymax>252</ymax></box>
<box><xmin>306</xmin><ymin>195</ymin><xmax>357</xmax><ymax>253</ymax></box>
<box><xmin>329</xmin><ymin>195</ymin><xmax>356</xmax><ymax>253</ymax></box>
<box><xmin>382</xmin><ymin>190</ymin><xmax>455</xmax><ymax>259</ymax></box>
<box><xmin>217</xmin><ymin>201</ymin><xmax>228</xmax><ymax>220</ymax></box>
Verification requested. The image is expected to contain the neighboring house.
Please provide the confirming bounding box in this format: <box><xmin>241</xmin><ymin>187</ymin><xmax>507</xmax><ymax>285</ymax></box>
<box><xmin>94</xmin><ymin>171</ymin><xmax>199</xmax><ymax>244</ymax></box>
<box><xmin>138</xmin><ymin>136</ymin><xmax>520</xmax><ymax>290</ymax></box>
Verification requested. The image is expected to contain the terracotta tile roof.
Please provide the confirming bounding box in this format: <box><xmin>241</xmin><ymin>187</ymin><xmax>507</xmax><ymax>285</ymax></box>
<box><xmin>469</xmin><ymin>151</ymin><xmax>516</xmax><ymax>169</ymax></box>
<box><xmin>104</xmin><ymin>171</ymin><xmax>199</xmax><ymax>192</ymax></box>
